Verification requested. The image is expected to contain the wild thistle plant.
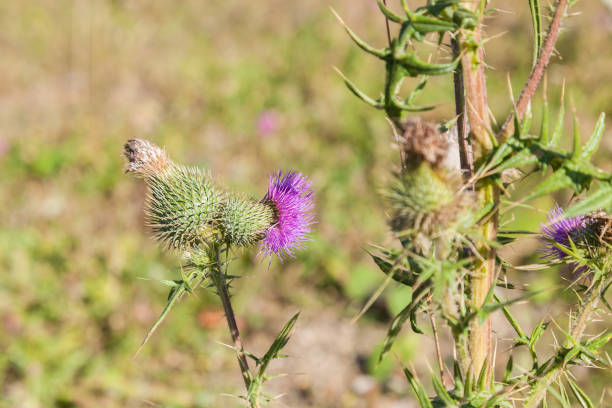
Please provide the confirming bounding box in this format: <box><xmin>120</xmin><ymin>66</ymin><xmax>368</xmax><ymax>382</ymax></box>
<box><xmin>337</xmin><ymin>1</ymin><xmax>611</xmax><ymax>406</ymax></box>
<box><xmin>124</xmin><ymin>139</ymin><xmax>314</xmax><ymax>407</ymax></box>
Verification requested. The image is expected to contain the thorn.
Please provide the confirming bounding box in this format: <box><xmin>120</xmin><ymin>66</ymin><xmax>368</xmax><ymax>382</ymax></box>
<box><xmin>332</xmin><ymin>66</ymin><xmax>384</xmax><ymax>108</ymax></box>
<box><xmin>330</xmin><ymin>7</ymin><xmax>388</xmax><ymax>58</ymax></box>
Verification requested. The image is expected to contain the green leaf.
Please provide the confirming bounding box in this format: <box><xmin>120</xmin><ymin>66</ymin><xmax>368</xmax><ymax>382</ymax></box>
<box><xmin>367</xmin><ymin>247</ymin><xmax>414</xmax><ymax>286</ymax></box>
<box><xmin>503</xmin><ymin>355</ymin><xmax>513</xmax><ymax>382</ymax></box>
<box><xmin>581</xmin><ymin>113</ymin><xmax>606</xmax><ymax>159</ymax></box>
<box><xmin>565</xmin><ymin>183</ymin><xmax>612</xmax><ymax>217</ymax></box>
<box><xmin>406</xmin><ymin>75</ymin><xmax>429</xmax><ymax>106</ymax></box>
<box><xmin>479</xmin><ymin>290</ymin><xmax>544</xmax><ymax>323</ymax></box>
<box><xmin>558</xmin><ymin>383</ymin><xmax>572</xmax><ymax>408</ymax></box>
<box><xmin>529</xmin><ymin>321</ymin><xmax>549</xmax><ymax>351</ymax></box>
<box><xmin>549</xmin><ymin>96</ymin><xmax>565</xmax><ymax>147</ymax></box>
<box><xmin>400</xmin><ymin>0</ymin><xmax>411</xmax><ymax>14</ymax></box>
<box><xmin>494</xmin><ymin>147</ymin><xmax>538</xmax><ymax>174</ymax></box>
<box><xmin>529</xmin><ymin>0</ymin><xmax>543</xmax><ymax>67</ymax></box>
<box><xmin>494</xmin><ymin>294</ymin><xmax>527</xmax><ymax>339</ymax></box>
<box><xmin>600</xmin><ymin>281</ymin><xmax>612</xmax><ymax>312</ymax></box>
<box><xmin>137</xmin><ymin>280</ymin><xmax>188</xmax><ymax>356</ymax></box>
<box><xmin>246</xmin><ymin>312</ymin><xmax>300</xmax><ymax>403</ymax></box>
<box><xmin>476</xmin><ymin>357</ymin><xmax>488</xmax><ymax>390</ymax></box>
<box><xmin>390</xmin><ymin>94</ymin><xmax>436</xmax><ymax>112</ymax></box>
<box><xmin>520</xmin><ymin>106</ymin><xmax>533</xmax><ymax>139</ymax></box>
<box><xmin>331</xmin><ymin>8</ymin><xmax>389</xmax><ymax>58</ymax></box>
<box><xmin>525</xmin><ymin>168</ymin><xmax>575</xmax><ymax>201</ymax></box>
<box><xmin>403</xmin><ymin>366</ymin><xmax>434</xmax><ymax>408</ymax></box>
<box><xmin>396</xmin><ymin>52</ymin><xmax>459</xmax><ymax>76</ymax></box>
<box><xmin>159</xmin><ymin>279</ymin><xmax>180</xmax><ymax>288</ymax></box>
<box><xmin>453</xmin><ymin>360</ymin><xmax>464</xmax><ymax>392</ymax></box>
<box><xmin>379</xmin><ymin>284</ymin><xmax>429</xmax><ymax>362</ymax></box>
<box><xmin>567</xmin><ymin>377</ymin><xmax>594</xmax><ymax>408</ymax></box>
<box><xmin>256</xmin><ymin>312</ymin><xmax>300</xmax><ymax>382</ymax></box>
<box><xmin>585</xmin><ymin>332</ymin><xmax>612</xmax><ymax>352</ymax></box>
<box><xmin>409</xmin><ymin>307</ymin><xmax>423</xmax><ymax>334</ymax></box>
<box><xmin>432</xmin><ymin>375</ymin><xmax>456</xmax><ymax>406</ymax></box>
<box><xmin>333</xmin><ymin>67</ymin><xmax>383</xmax><ymax>109</ymax></box>
<box><xmin>547</xmin><ymin>382</ymin><xmax>572</xmax><ymax>408</ymax></box>
<box><xmin>410</xmin><ymin>14</ymin><xmax>457</xmax><ymax>33</ymax></box>
<box><xmin>571</xmin><ymin>115</ymin><xmax>582</xmax><ymax>159</ymax></box>
<box><xmin>376</xmin><ymin>0</ymin><xmax>404</xmax><ymax>23</ymax></box>
<box><xmin>484</xmin><ymin>136</ymin><xmax>525</xmax><ymax>173</ymax></box>
<box><xmin>563</xmin><ymin>345</ymin><xmax>581</xmax><ymax>366</ymax></box>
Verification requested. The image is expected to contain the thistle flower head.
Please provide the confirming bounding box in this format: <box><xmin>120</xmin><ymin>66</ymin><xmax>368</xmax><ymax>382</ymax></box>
<box><xmin>259</xmin><ymin>171</ymin><xmax>314</xmax><ymax>260</ymax></box>
<box><xmin>540</xmin><ymin>205</ymin><xmax>587</xmax><ymax>261</ymax></box>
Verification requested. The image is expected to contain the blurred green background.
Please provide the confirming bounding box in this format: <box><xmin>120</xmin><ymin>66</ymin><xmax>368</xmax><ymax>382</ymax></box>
<box><xmin>1</xmin><ymin>1</ymin><xmax>611</xmax><ymax>407</ymax></box>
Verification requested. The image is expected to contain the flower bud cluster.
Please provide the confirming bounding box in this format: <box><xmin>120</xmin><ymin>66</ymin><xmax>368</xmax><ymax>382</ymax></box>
<box><xmin>124</xmin><ymin>139</ymin><xmax>313</xmax><ymax>259</ymax></box>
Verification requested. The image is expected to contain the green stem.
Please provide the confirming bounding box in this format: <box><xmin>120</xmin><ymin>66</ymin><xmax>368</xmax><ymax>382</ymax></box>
<box><xmin>523</xmin><ymin>281</ymin><xmax>603</xmax><ymax>408</ymax></box>
<box><xmin>209</xmin><ymin>245</ymin><xmax>254</xmax><ymax>400</ymax></box>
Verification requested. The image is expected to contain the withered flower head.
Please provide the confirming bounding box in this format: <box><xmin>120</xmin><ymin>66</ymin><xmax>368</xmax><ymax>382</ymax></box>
<box><xmin>400</xmin><ymin>118</ymin><xmax>449</xmax><ymax>168</ymax></box>
<box><xmin>124</xmin><ymin>138</ymin><xmax>171</xmax><ymax>178</ymax></box>
<box><xmin>586</xmin><ymin>210</ymin><xmax>612</xmax><ymax>244</ymax></box>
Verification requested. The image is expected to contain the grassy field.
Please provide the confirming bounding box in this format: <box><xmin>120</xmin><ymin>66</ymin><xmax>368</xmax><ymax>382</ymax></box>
<box><xmin>1</xmin><ymin>1</ymin><xmax>612</xmax><ymax>407</ymax></box>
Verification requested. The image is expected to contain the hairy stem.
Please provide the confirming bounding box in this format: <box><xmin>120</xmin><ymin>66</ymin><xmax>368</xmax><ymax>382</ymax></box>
<box><xmin>469</xmin><ymin>180</ymin><xmax>497</xmax><ymax>383</ymax></box>
<box><xmin>523</xmin><ymin>281</ymin><xmax>603</xmax><ymax>408</ymax></box>
<box><xmin>210</xmin><ymin>245</ymin><xmax>253</xmax><ymax>396</ymax></box>
<box><xmin>499</xmin><ymin>0</ymin><xmax>570</xmax><ymax>140</ymax></box>
<box><xmin>460</xmin><ymin>1</ymin><xmax>496</xmax><ymax>384</ymax></box>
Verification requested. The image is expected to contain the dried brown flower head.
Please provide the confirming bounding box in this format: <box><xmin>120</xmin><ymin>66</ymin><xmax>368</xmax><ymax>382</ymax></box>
<box><xmin>123</xmin><ymin>138</ymin><xmax>171</xmax><ymax>178</ymax></box>
<box><xmin>587</xmin><ymin>210</ymin><xmax>612</xmax><ymax>243</ymax></box>
<box><xmin>400</xmin><ymin>118</ymin><xmax>449</xmax><ymax>168</ymax></box>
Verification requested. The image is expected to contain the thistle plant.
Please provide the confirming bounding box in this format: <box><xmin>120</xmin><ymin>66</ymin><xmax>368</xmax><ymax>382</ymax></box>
<box><xmin>124</xmin><ymin>139</ymin><xmax>314</xmax><ymax>407</ymax></box>
<box><xmin>337</xmin><ymin>1</ymin><xmax>611</xmax><ymax>406</ymax></box>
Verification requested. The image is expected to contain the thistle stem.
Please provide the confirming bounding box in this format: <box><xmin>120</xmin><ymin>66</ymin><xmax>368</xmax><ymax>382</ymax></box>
<box><xmin>210</xmin><ymin>245</ymin><xmax>253</xmax><ymax>395</ymax></box>
<box><xmin>459</xmin><ymin>1</ymin><xmax>496</xmax><ymax>384</ymax></box>
<box><xmin>499</xmin><ymin>0</ymin><xmax>570</xmax><ymax>141</ymax></box>
<box><xmin>523</xmin><ymin>280</ymin><xmax>603</xmax><ymax>408</ymax></box>
<box><xmin>429</xmin><ymin>310</ymin><xmax>448</xmax><ymax>387</ymax></box>
<box><xmin>451</xmin><ymin>37</ymin><xmax>472</xmax><ymax>178</ymax></box>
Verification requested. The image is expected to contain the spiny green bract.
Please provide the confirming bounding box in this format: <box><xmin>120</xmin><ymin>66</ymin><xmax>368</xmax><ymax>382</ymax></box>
<box><xmin>218</xmin><ymin>196</ymin><xmax>275</xmax><ymax>248</ymax></box>
<box><xmin>145</xmin><ymin>165</ymin><xmax>224</xmax><ymax>250</ymax></box>
<box><xmin>388</xmin><ymin>162</ymin><xmax>471</xmax><ymax>254</ymax></box>
<box><xmin>390</xmin><ymin>162</ymin><xmax>454</xmax><ymax>214</ymax></box>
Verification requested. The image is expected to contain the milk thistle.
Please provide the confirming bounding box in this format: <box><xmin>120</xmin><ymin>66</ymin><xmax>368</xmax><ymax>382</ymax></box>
<box><xmin>124</xmin><ymin>139</ymin><xmax>313</xmax><ymax>406</ymax></box>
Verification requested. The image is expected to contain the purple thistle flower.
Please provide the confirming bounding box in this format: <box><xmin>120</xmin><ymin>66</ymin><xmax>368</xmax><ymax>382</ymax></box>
<box><xmin>259</xmin><ymin>171</ymin><xmax>314</xmax><ymax>260</ymax></box>
<box><xmin>540</xmin><ymin>204</ymin><xmax>586</xmax><ymax>261</ymax></box>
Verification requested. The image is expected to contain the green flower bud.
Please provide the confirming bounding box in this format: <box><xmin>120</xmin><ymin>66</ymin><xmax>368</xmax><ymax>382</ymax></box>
<box><xmin>124</xmin><ymin>139</ymin><xmax>224</xmax><ymax>250</ymax></box>
<box><xmin>388</xmin><ymin>162</ymin><xmax>470</xmax><ymax>254</ymax></box>
<box><xmin>146</xmin><ymin>165</ymin><xmax>224</xmax><ymax>250</ymax></box>
<box><xmin>218</xmin><ymin>195</ymin><xmax>275</xmax><ymax>247</ymax></box>
<box><xmin>390</xmin><ymin>162</ymin><xmax>454</xmax><ymax>216</ymax></box>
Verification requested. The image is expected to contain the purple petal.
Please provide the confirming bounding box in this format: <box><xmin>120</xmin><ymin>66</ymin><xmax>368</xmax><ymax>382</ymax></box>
<box><xmin>539</xmin><ymin>204</ymin><xmax>585</xmax><ymax>262</ymax></box>
<box><xmin>258</xmin><ymin>171</ymin><xmax>315</xmax><ymax>260</ymax></box>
